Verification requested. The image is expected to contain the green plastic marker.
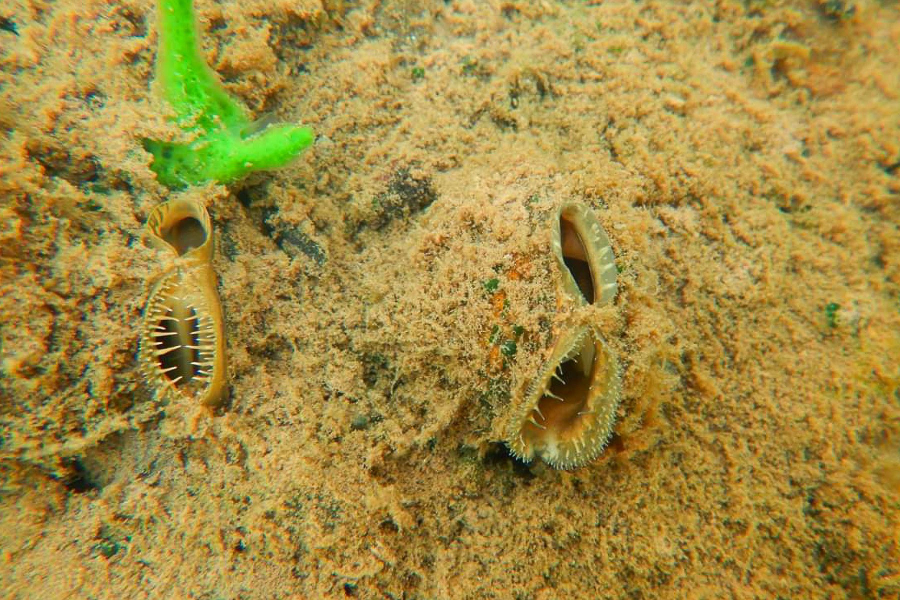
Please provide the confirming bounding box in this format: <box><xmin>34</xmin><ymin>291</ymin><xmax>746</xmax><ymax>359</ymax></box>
<box><xmin>144</xmin><ymin>0</ymin><xmax>313</xmax><ymax>187</ymax></box>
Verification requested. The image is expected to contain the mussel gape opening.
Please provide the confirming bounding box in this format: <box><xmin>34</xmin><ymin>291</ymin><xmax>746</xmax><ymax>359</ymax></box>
<box><xmin>162</xmin><ymin>216</ymin><xmax>207</xmax><ymax>256</ymax></box>
<box><xmin>559</xmin><ymin>214</ymin><xmax>595</xmax><ymax>303</ymax></box>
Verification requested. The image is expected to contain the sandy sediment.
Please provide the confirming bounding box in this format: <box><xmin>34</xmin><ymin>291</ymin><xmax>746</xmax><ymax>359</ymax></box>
<box><xmin>1</xmin><ymin>0</ymin><xmax>899</xmax><ymax>598</ymax></box>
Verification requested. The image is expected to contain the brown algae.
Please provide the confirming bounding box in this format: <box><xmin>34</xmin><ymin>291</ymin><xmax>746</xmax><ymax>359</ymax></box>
<box><xmin>138</xmin><ymin>198</ymin><xmax>226</xmax><ymax>407</ymax></box>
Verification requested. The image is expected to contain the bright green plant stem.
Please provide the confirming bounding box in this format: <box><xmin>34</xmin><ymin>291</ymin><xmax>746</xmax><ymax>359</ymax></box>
<box><xmin>144</xmin><ymin>0</ymin><xmax>313</xmax><ymax>187</ymax></box>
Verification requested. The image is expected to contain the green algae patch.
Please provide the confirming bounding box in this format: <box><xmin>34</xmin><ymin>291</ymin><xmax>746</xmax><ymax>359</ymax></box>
<box><xmin>143</xmin><ymin>0</ymin><xmax>313</xmax><ymax>187</ymax></box>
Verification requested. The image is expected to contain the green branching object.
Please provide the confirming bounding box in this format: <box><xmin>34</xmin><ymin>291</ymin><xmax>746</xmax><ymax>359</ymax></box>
<box><xmin>143</xmin><ymin>0</ymin><xmax>313</xmax><ymax>187</ymax></box>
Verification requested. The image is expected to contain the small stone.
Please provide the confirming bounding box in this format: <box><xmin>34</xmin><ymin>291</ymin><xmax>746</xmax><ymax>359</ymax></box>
<box><xmin>350</xmin><ymin>414</ymin><xmax>370</xmax><ymax>431</ymax></box>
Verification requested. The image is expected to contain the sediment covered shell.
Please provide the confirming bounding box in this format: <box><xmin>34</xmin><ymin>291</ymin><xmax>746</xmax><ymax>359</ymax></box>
<box><xmin>347</xmin><ymin>178</ymin><xmax>623</xmax><ymax>470</ymax></box>
<box><xmin>501</xmin><ymin>199</ymin><xmax>621</xmax><ymax>469</ymax></box>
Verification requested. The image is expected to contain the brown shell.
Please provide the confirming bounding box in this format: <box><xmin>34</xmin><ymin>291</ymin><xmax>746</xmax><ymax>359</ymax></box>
<box><xmin>139</xmin><ymin>198</ymin><xmax>226</xmax><ymax>407</ymax></box>
<box><xmin>552</xmin><ymin>201</ymin><xmax>618</xmax><ymax>307</ymax></box>
<box><xmin>145</xmin><ymin>196</ymin><xmax>214</xmax><ymax>264</ymax></box>
<box><xmin>505</xmin><ymin>321</ymin><xmax>621</xmax><ymax>469</ymax></box>
<box><xmin>504</xmin><ymin>200</ymin><xmax>622</xmax><ymax>469</ymax></box>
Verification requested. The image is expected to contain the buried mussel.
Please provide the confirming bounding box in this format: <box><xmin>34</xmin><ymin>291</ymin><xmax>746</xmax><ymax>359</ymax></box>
<box><xmin>138</xmin><ymin>198</ymin><xmax>227</xmax><ymax>407</ymax></box>
<box><xmin>505</xmin><ymin>200</ymin><xmax>621</xmax><ymax>469</ymax></box>
<box><xmin>505</xmin><ymin>321</ymin><xmax>621</xmax><ymax>469</ymax></box>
